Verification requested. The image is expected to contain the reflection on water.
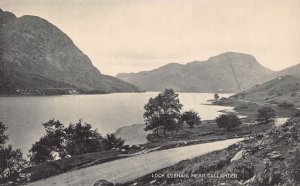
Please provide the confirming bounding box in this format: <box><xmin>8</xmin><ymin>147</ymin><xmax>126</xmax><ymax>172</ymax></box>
<box><xmin>0</xmin><ymin>93</ymin><xmax>233</xmax><ymax>153</ymax></box>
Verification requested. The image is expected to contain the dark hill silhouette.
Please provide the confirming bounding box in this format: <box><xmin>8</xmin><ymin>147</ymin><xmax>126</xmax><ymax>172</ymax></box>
<box><xmin>0</xmin><ymin>9</ymin><xmax>139</xmax><ymax>95</ymax></box>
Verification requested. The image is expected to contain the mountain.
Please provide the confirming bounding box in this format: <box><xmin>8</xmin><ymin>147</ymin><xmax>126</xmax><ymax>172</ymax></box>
<box><xmin>232</xmin><ymin>75</ymin><xmax>300</xmax><ymax>107</ymax></box>
<box><xmin>275</xmin><ymin>63</ymin><xmax>300</xmax><ymax>78</ymax></box>
<box><xmin>0</xmin><ymin>9</ymin><xmax>139</xmax><ymax>95</ymax></box>
<box><xmin>116</xmin><ymin>52</ymin><xmax>274</xmax><ymax>93</ymax></box>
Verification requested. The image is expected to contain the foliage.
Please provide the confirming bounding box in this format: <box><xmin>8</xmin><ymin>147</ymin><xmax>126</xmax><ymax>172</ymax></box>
<box><xmin>181</xmin><ymin>110</ymin><xmax>201</xmax><ymax>127</ymax></box>
<box><xmin>0</xmin><ymin>122</ymin><xmax>8</xmax><ymax>147</ymax></box>
<box><xmin>30</xmin><ymin>120</ymin><xmax>66</xmax><ymax>164</ymax></box>
<box><xmin>144</xmin><ymin>89</ymin><xmax>183</xmax><ymax>134</ymax></box>
<box><xmin>0</xmin><ymin>122</ymin><xmax>28</xmax><ymax>184</ymax></box>
<box><xmin>277</xmin><ymin>102</ymin><xmax>295</xmax><ymax>108</ymax></box>
<box><xmin>216</xmin><ymin>114</ymin><xmax>242</xmax><ymax>131</ymax></box>
<box><xmin>256</xmin><ymin>118</ymin><xmax>300</xmax><ymax>185</ymax></box>
<box><xmin>30</xmin><ymin>137</ymin><xmax>56</xmax><ymax>164</ymax></box>
<box><xmin>30</xmin><ymin>119</ymin><xmax>125</xmax><ymax>164</ymax></box>
<box><xmin>64</xmin><ymin>120</ymin><xmax>104</xmax><ymax>156</ymax></box>
<box><xmin>294</xmin><ymin>110</ymin><xmax>300</xmax><ymax>117</ymax></box>
<box><xmin>102</xmin><ymin>134</ymin><xmax>125</xmax><ymax>150</ymax></box>
<box><xmin>214</xmin><ymin>93</ymin><xmax>220</xmax><ymax>100</ymax></box>
<box><xmin>256</xmin><ymin>106</ymin><xmax>275</xmax><ymax>122</ymax></box>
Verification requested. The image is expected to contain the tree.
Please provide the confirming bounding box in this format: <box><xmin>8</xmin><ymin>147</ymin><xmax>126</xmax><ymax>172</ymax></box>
<box><xmin>0</xmin><ymin>122</ymin><xmax>27</xmax><ymax>184</ymax></box>
<box><xmin>64</xmin><ymin>120</ymin><xmax>104</xmax><ymax>156</ymax></box>
<box><xmin>30</xmin><ymin>120</ymin><xmax>66</xmax><ymax>164</ymax></box>
<box><xmin>216</xmin><ymin>114</ymin><xmax>242</xmax><ymax>131</ymax></box>
<box><xmin>214</xmin><ymin>93</ymin><xmax>220</xmax><ymax>100</ymax></box>
<box><xmin>144</xmin><ymin>89</ymin><xmax>183</xmax><ymax>134</ymax></box>
<box><xmin>0</xmin><ymin>122</ymin><xmax>8</xmax><ymax>148</ymax></box>
<box><xmin>257</xmin><ymin>106</ymin><xmax>275</xmax><ymax>122</ymax></box>
<box><xmin>102</xmin><ymin>134</ymin><xmax>125</xmax><ymax>150</ymax></box>
<box><xmin>182</xmin><ymin>110</ymin><xmax>201</xmax><ymax>127</ymax></box>
<box><xmin>30</xmin><ymin>120</ymin><xmax>107</xmax><ymax>164</ymax></box>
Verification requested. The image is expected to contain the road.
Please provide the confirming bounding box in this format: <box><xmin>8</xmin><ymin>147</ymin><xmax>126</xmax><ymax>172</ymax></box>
<box><xmin>28</xmin><ymin>138</ymin><xmax>243</xmax><ymax>186</ymax></box>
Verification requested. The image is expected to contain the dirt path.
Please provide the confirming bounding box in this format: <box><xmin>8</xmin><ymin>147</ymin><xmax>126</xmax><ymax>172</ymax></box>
<box><xmin>27</xmin><ymin>138</ymin><xmax>243</xmax><ymax>186</ymax></box>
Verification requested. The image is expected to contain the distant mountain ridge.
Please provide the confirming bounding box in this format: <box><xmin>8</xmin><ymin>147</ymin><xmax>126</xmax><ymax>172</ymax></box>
<box><xmin>116</xmin><ymin>52</ymin><xmax>275</xmax><ymax>93</ymax></box>
<box><xmin>0</xmin><ymin>9</ymin><xmax>139</xmax><ymax>95</ymax></box>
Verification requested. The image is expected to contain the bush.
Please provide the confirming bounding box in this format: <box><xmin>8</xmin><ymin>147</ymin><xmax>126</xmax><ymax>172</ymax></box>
<box><xmin>181</xmin><ymin>110</ymin><xmax>201</xmax><ymax>127</ymax></box>
<box><xmin>216</xmin><ymin>114</ymin><xmax>242</xmax><ymax>131</ymax></box>
<box><xmin>0</xmin><ymin>122</ymin><xmax>8</xmax><ymax>148</ymax></box>
<box><xmin>293</xmin><ymin>110</ymin><xmax>300</xmax><ymax>117</ymax></box>
<box><xmin>30</xmin><ymin>120</ymin><xmax>67</xmax><ymax>164</ymax></box>
<box><xmin>30</xmin><ymin>119</ymin><xmax>126</xmax><ymax>164</ymax></box>
<box><xmin>64</xmin><ymin>120</ymin><xmax>104</xmax><ymax>156</ymax></box>
<box><xmin>234</xmin><ymin>104</ymin><xmax>250</xmax><ymax>110</ymax></box>
<box><xmin>0</xmin><ymin>122</ymin><xmax>27</xmax><ymax>184</ymax></box>
<box><xmin>102</xmin><ymin>134</ymin><xmax>125</xmax><ymax>151</ymax></box>
<box><xmin>278</xmin><ymin>102</ymin><xmax>295</xmax><ymax>108</ymax></box>
<box><xmin>214</xmin><ymin>93</ymin><xmax>220</xmax><ymax>100</ymax></box>
<box><xmin>257</xmin><ymin>106</ymin><xmax>275</xmax><ymax>122</ymax></box>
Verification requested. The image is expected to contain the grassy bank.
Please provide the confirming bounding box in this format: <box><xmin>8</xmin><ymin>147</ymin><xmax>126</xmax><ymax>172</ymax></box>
<box><xmin>114</xmin><ymin>98</ymin><xmax>299</xmax><ymax>186</ymax></box>
<box><xmin>119</xmin><ymin>118</ymin><xmax>300</xmax><ymax>186</ymax></box>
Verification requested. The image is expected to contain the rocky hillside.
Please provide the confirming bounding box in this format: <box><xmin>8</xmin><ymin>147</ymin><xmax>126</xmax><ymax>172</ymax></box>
<box><xmin>0</xmin><ymin>9</ymin><xmax>139</xmax><ymax>95</ymax></box>
<box><xmin>116</xmin><ymin>52</ymin><xmax>274</xmax><ymax>93</ymax></box>
<box><xmin>232</xmin><ymin>75</ymin><xmax>300</xmax><ymax>107</ymax></box>
<box><xmin>275</xmin><ymin>63</ymin><xmax>300</xmax><ymax>78</ymax></box>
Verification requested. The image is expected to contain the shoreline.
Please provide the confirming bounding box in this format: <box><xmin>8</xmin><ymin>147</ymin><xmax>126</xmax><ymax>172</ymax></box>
<box><xmin>116</xmin><ymin>98</ymin><xmax>299</xmax><ymax>186</ymax></box>
<box><xmin>24</xmin><ymin>95</ymin><xmax>297</xmax><ymax>184</ymax></box>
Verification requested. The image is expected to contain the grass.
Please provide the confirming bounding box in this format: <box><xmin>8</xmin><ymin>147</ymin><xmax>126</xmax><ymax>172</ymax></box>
<box><xmin>118</xmin><ymin>117</ymin><xmax>300</xmax><ymax>186</ymax></box>
<box><xmin>114</xmin><ymin>96</ymin><xmax>300</xmax><ymax>186</ymax></box>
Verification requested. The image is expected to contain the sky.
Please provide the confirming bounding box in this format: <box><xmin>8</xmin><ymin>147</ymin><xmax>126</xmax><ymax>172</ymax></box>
<box><xmin>1</xmin><ymin>0</ymin><xmax>300</xmax><ymax>75</ymax></box>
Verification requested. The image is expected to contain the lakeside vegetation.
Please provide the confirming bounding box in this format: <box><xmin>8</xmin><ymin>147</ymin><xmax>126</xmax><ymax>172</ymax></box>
<box><xmin>120</xmin><ymin>116</ymin><xmax>300</xmax><ymax>186</ymax></box>
<box><xmin>1</xmin><ymin>80</ymin><xmax>300</xmax><ymax>185</ymax></box>
<box><xmin>117</xmin><ymin>94</ymin><xmax>299</xmax><ymax>186</ymax></box>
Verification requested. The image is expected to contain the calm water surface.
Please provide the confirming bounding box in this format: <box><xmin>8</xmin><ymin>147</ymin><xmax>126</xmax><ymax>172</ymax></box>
<box><xmin>0</xmin><ymin>92</ymin><xmax>233</xmax><ymax>154</ymax></box>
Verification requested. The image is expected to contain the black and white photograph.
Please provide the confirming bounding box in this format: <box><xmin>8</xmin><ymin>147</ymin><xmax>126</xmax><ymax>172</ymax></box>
<box><xmin>0</xmin><ymin>0</ymin><xmax>299</xmax><ymax>185</ymax></box>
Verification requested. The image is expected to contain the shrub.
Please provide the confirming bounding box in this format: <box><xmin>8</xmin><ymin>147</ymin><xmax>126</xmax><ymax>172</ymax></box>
<box><xmin>102</xmin><ymin>134</ymin><xmax>125</xmax><ymax>151</ymax></box>
<box><xmin>181</xmin><ymin>110</ymin><xmax>201</xmax><ymax>127</ymax></box>
<box><xmin>216</xmin><ymin>114</ymin><xmax>242</xmax><ymax>131</ymax></box>
<box><xmin>291</xmin><ymin>92</ymin><xmax>297</xmax><ymax>96</ymax></box>
<box><xmin>278</xmin><ymin>102</ymin><xmax>295</xmax><ymax>108</ymax></box>
<box><xmin>30</xmin><ymin>120</ymin><xmax>109</xmax><ymax>164</ymax></box>
<box><xmin>214</xmin><ymin>93</ymin><xmax>220</xmax><ymax>100</ymax></box>
<box><xmin>257</xmin><ymin>106</ymin><xmax>275</xmax><ymax>122</ymax></box>
<box><xmin>234</xmin><ymin>104</ymin><xmax>250</xmax><ymax>110</ymax></box>
<box><xmin>0</xmin><ymin>122</ymin><xmax>8</xmax><ymax>148</ymax></box>
<box><xmin>64</xmin><ymin>120</ymin><xmax>104</xmax><ymax>156</ymax></box>
<box><xmin>0</xmin><ymin>122</ymin><xmax>27</xmax><ymax>184</ymax></box>
<box><xmin>30</xmin><ymin>119</ymin><xmax>127</xmax><ymax>164</ymax></box>
<box><xmin>293</xmin><ymin>110</ymin><xmax>300</xmax><ymax>117</ymax></box>
<box><xmin>30</xmin><ymin>120</ymin><xmax>66</xmax><ymax>164</ymax></box>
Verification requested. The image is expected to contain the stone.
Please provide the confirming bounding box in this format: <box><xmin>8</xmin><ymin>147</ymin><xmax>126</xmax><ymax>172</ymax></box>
<box><xmin>231</xmin><ymin>150</ymin><xmax>246</xmax><ymax>162</ymax></box>
<box><xmin>267</xmin><ymin>151</ymin><xmax>284</xmax><ymax>160</ymax></box>
<box><xmin>93</xmin><ymin>179</ymin><xmax>114</xmax><ymax>186</ymax></box>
